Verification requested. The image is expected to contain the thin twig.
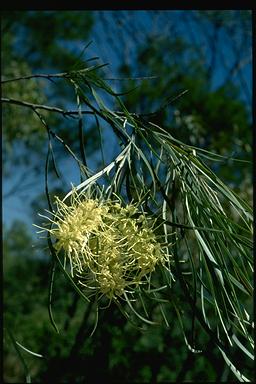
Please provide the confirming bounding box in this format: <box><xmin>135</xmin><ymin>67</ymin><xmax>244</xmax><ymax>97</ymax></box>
<box><xmin>1</xmin><ymin>65</ymin><xmax>106</xmax><ymax>84</ymax></box>
<box><xmin>1</xmin><ymin>97</ymin><xmax>94</xmax><ymax>117</ymax></box>
<box><xmin>1</xmin><ymin>72</ymin><xmax>68</xmax><ymax>84</ymax></box>
<box><xmin>1</xmin><ymin>72</ymin><xmax>158</xmax><ymax>84</ymax></box>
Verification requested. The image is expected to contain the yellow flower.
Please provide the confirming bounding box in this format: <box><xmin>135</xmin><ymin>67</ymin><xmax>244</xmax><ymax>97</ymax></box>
<box><xmin>42</xmin><ymin>190</ymin><xmax>166</xmax><ymax>300</ymax></box>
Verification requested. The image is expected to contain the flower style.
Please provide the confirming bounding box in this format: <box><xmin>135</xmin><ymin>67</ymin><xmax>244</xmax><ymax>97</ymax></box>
<box><xmin>42</xmin><ymin>190</ymin><xmax>166</xmax><ymax>300</ymax></box>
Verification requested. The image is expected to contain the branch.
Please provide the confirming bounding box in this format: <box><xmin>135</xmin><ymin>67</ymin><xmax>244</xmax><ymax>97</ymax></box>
<box><xmin>1</xmin><ymin>72</ymin><xmax>68</xmax><ymax>84</ymax></box>
<box><xmin>1</xmin><ymin>64</ymin><xmax>107</xmax><ymax>84</ymax></box>
<box><xmin>1</xmin><ymin>97</ymin><xmax>94</xmax><ymax>117</ymax></box>
<box><xmin>1</xmin><ymin>71</ymin><xmax>158</xmax><ymax>84</ymax></box>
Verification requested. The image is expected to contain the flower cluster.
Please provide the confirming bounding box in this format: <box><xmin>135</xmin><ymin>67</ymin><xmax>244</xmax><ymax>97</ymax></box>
<box><xmin>44</xmin><ymin>191</ymin><xmax>165</xmax><ymax>300</ymax></box>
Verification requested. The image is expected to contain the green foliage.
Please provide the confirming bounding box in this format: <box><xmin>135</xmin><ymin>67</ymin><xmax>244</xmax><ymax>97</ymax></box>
<box><xmin>8</xmin><ymin>60</ymin><xmax>249</xmax><ymax>381</ymax></box>
<box><xmin>2</xmin><ymin>11</ymin><xmax>95</xmax><ymax>179</ymax></box>
<box><xmin>2</xmin><ymin>34</ymin><xmax>47</xmax><ymax>168</ymax></box>
<box><xmin>115</xmin><ymin>11</ymin><xmax>251</xmax><ymax>196</ymax></box>
<box><xmin>3</xmin><ymin>10</ymin><xmax>253</xmax><ymax>383</ymax></box>
<box><xmin>2</xmin><ymin>11</ymin><xmax>94</xmax><ymax>71</ymax></box>
<box><xmin>119</xmin><ymin>36</ymin><xmax>251</xmax><ymax>171</ymax></box>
